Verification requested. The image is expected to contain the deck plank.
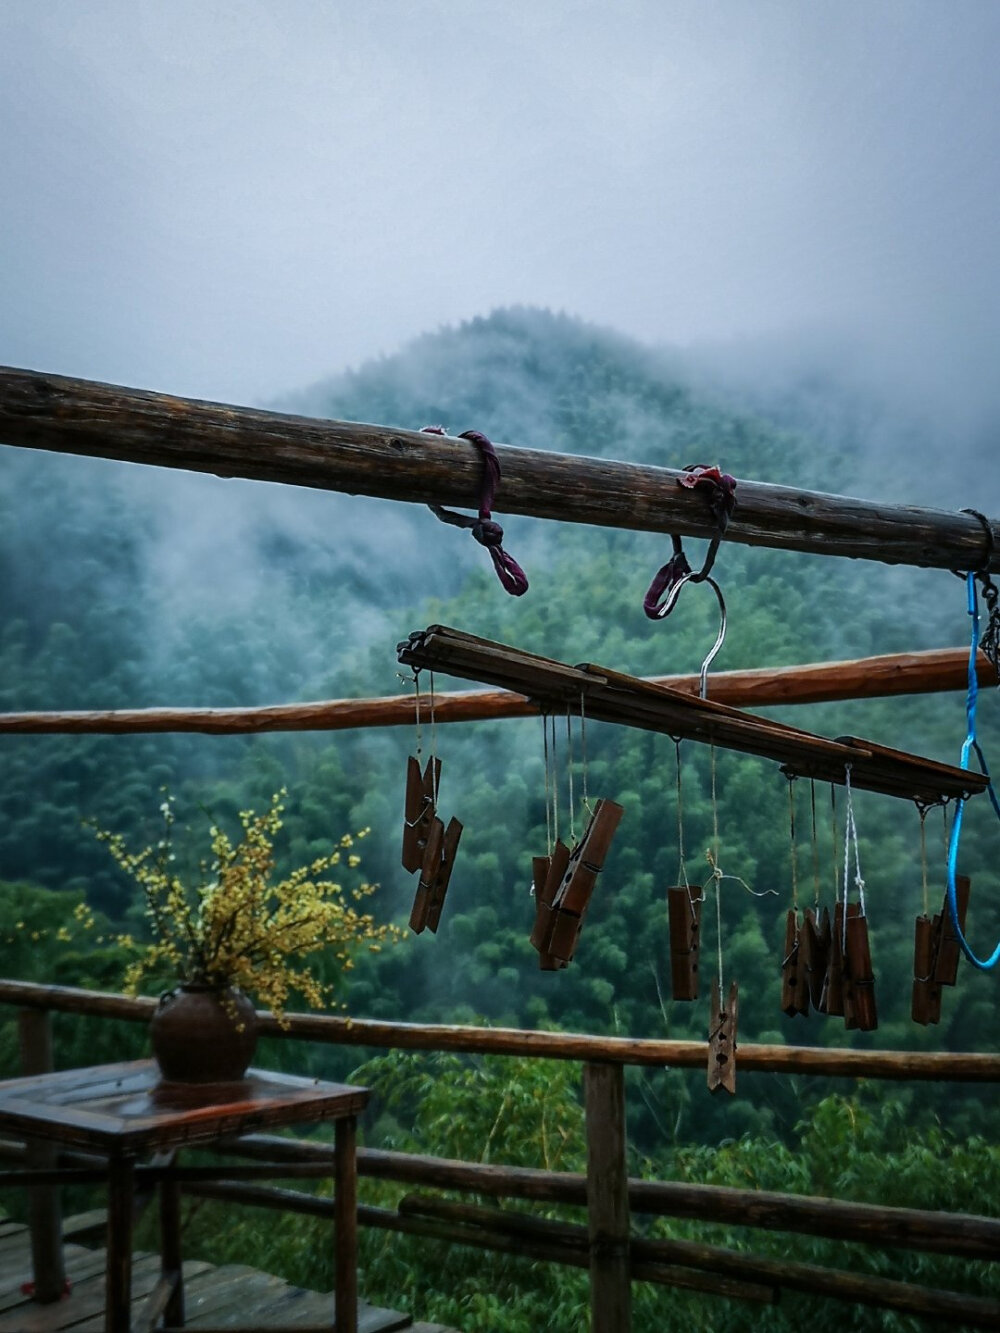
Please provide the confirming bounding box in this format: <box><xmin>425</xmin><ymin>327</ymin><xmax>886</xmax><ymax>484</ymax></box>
<box><xmin>0</xmin><ymin>1216</ymin><xmax>416</xmax><ymax>1332</ymax></box>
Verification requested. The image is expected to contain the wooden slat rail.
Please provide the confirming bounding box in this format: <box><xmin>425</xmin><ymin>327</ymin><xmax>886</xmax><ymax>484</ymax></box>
<box><xmin>0</xmin><ymin>647</ymin><xmax>993</xmax><ymax>736</ymax></box>
<box><xmin>212</xmin><ymin>1135</ymin><xmax>1000</xmax><ymax>1263</ymax></box>
<box><xmin>2</xmin><ymin>365</ymin><xmax>998</xmax><ymax>573</ymax></box>
<box><xmin>176</xmin><ymin>1181</ymin><xmax>1000</xmax><ymax>1328</ymax></box>
<box><xmin>397</xmin><ymin>625</ymin><xmax>988</xmax><ymax>804</ymax></box>
<box><xmin>4</xmin><ymin>980</ymin><xmax>1000</xmax><ymax>1079</ymax></box>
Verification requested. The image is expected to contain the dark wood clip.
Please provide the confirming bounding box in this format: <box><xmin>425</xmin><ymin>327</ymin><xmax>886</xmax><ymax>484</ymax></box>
<box><xmin>819</xmin><ymin>902</ymin><xmax>856</xmax><ymax>1018</ymax></box>
<box><xmin>542</xmin><ymin>799</ymin><xmax>624</xmax><ymax>964</ymax></box>
<box><xmin>530</xmin><ymin>843</ymin><xmax>570</xmax><ymax>970</ymax></box>
<box><xmin>409</xmin><ymin>815</ymin><xmax>462</xmax><ymax>934</ymax></box>
<box><xmin>933</xmin><ymin>874</ymin><xmax>970</xmax><ymax>987</ymax></box>
<box><xmin>667</xmin><ymin>885</ymin><xmax>702</xmax><ymax>1000</ymax></box>
<box><xmin>402</xmin><ymin>755</ymin><xmax>441</xmax><ymax>873</ymax></box>
<box><xmin>802</xmin><ymin>907</ymin><xmax>830</xmax><ymax>1013</ymax></box>
<box><xmin>780</xmin><ymin>910</ymin><xmax>810</xmax><ymax>1017</ymax></box>
<box><xmin>708</xmin><ymin>981</ymin><xmax>739</xmax><ymax>1096</ymax></box>
<box><xmin>911</xmin><ymin>913</ymin><xmax>942</xmax><ymax>1025</ymax></box>
<box><xmin>843</xmin><ymin>911</ymin><xmax>877</xmax><ymax>1031</ymax></box>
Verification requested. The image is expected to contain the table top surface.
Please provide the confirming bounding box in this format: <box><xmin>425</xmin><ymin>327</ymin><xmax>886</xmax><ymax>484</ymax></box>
<box><xmin>0</xmin><ymin>1059</ymin><xmax>368</xmax><ymax>1155</ymax></box>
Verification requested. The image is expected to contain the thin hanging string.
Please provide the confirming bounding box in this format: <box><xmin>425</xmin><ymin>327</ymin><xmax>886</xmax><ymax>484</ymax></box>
<box><xmin>429</xmin><ymin>670</ymin><xmax>439</xmax><ymax>804</ymax></box>
<box><xmin>674</xmin><ymin>739</ymin><xmax>689</xmax><ymax>889</ymax></box>
<box><xmin>566</xmin><ymin>709</ymin><xmax>576</xmax><ymax>842</ymax></box>
<box><xmin>542</xmin><ymin>714</ymin><xmax>552</xmax><ymax>858</ymax></box>
<box><xmin>842</xmin><ymin>764</ymin><xmax>866</xmax><ymax>948</ymax></box>
<box><xmin>712</xmin><ymin>748</ymin><xmax>724</xmax><ymax>996</ymax></box>
<box><xmin>830</xmin><ymin>785</ymin><xmax>839</xmax><ymax>904</ymax></box>
<box><xmin>945</xmin><ymin>570</ymin><xmax>1000</xmax><ymax>968</ymax></box>
<box><xmin>919</xmin><ymin>807</ymin><xmax>929</xmax><ymax>918</ymax></box>
<box><xmin>788</xmin><ymin>779</ymin><xmax>800</xmax><ymax>912</ymax></box>
<box><xmin>579</xmin><ymin>690</ymin><xmax>591</xmax><ymax>814</ymax></box>
<box><xmin>550</xmin><ymin>714</ymin><xmax>559</xmax><ymax>845</ymax></box>
<box><xmin>412</xmin><ymin>670</ymin><xmax>423</xmax><ymax>761</ymax></box>
<box><xmin>810</xmin><ymin>780</ymin><xmax>821</xmax><ymax>908</ymax></box>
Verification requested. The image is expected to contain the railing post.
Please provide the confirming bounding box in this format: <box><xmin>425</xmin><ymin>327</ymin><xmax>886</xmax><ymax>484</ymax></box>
<box><xmin>584</xmin><ymin>1061</ymin><xmax>631</xmax><ymax>1333</ymax></box>
<box><xmin>17</xmin><ymin>1007</ymin><xmax>65</xmax><ymax>1302</ymax></box>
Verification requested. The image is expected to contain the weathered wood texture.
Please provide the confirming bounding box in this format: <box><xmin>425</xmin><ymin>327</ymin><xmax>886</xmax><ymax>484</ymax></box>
<box><xmin>3</xmin><ymin>980</ymin><xmax>1000</xmax><ymax>1080</ymax></box>
<box><xmin>16</xmin><ymin>1008</ymin><xmax>64</xmax><ymax>1304</ymax></box>
<box><xmin>397</xmin><ymin>626</ymin><xmax>987</xmax><ymax>804</ymax></box>
<box><xmin>584</xmin><ymin>1063</ymin><xmax>631</xmax><ymax>1333</ymax></box>
<box><xmin>2</xmin><ymin>366</ymin><xmax>998</xmax><ymax>571</ymax></box>
<box><xmin>0</xmin><ymin>646</ymin><xmax>992</xmax><ymax>735</ymax></box>
<box><xmin>215</xmin><ymin>1136</ymin><xmax>1000</xmax><ymax>1260</ymax></box>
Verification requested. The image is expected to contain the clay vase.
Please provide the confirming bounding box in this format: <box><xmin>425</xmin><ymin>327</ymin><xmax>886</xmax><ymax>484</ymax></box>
<box><xmin>150</xmin><ymin>983</ymin><xmax>257</xmax><ymax>1083</ymax></box>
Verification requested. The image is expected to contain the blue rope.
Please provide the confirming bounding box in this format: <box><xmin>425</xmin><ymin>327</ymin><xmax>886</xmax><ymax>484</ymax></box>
<box><xmin>946</xmin><ymin>572</ymin><xmax>1000</xmax><ymax>969</ymax></box>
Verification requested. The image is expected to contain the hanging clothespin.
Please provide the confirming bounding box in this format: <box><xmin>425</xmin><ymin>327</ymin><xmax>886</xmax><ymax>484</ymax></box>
<box><xmin>530</xmin><ymin>844</ymin><xmax>570</xmax><ymax>970</ymax></box>
<box><xmin>543</xmin><ymin>799</ymin><xmax>624</xmax><ymax>964</ymax></box>
<box><xmin>820</xmin><ymin>902</ymin><xmax>850</xmax><ymax>1017</ymax></box>
<box><xmin>402</xmin><ymin>755</ymin><xmax>441</xmax><ymax>873</ymax></box>
<box><xmin>803</xmin><ymin>907</ymin><xmax>830</xmax><ymax>1012</ymax></box>
<box><xmin>843</xmin><ymin>911</ymin><xmax>877</xmax><ymax>1031</ymax></box>
<box><xmin>780</xmin><ymin>910</ymin><xmax>810</xmax><ymax>1017</ymax></box>
<box><xmin>933</xmin><ymin>874</ymin><xmax>971</xmax><ymax>986</ymax></box>
<box><xmin>707</xmin><ymin>981</ymin><xmax>739</xmax><ymax>1095</ymax></box>
<box><xmin>912</xmin><ymin>913</ymin><xmax>942</xmax><ymax>1025</ymax></box>
<box><xmin>409</xmin><ymin>815</ymin><xmax>463</xmax><ymax>934</ymax></box>
<box><xmin>667</xmin><ymin>885</ymin><xmax>702</xmax><ymax>1000</ymax></box>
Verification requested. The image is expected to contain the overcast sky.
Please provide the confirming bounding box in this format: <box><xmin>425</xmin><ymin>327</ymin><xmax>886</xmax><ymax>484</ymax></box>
<box><xmin>2</xmin><ymin>1</ymin><xmax>1000</xmax><ymax>425</ymax></box>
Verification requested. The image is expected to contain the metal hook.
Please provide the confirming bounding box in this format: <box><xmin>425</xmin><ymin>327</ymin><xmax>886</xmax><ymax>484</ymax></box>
<box><xmin>656</xmin><ymin>573</ymin><xmax>727</xmax><ymax>698</ymax></box>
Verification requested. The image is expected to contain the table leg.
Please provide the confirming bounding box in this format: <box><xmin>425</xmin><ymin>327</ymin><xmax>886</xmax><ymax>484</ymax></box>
<box><xmin>334</xmin><ymin>1115</ymin><xmax>358</xmax><ymax>1333</ymax></box>
<box><xmin>106</xmin><ymin>1156</ymin><xmax>134</xmax><ymax>1333</ymax></box>
<box><xmin>159</xmin><ymin>1172</ymin><xmax>184</xmax><ymax>1327</ymax></box>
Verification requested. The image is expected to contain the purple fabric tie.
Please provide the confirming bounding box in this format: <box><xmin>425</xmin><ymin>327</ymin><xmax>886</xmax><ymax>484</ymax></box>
<box><xmin>423</xmin><ymin>426</ymin><xmax>529</xmax><ymax>596</ymax></box>
<box><xmin>644</xmin><ymin>465</ymin><xmax>737</xmax><ymax>619</ymax></box>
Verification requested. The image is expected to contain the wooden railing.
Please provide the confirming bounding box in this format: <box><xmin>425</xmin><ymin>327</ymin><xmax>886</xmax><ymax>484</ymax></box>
<box><xmin>1</xmin><ymin>980</ymin><xmax>999</xmax><ymax>1330</ymax></box>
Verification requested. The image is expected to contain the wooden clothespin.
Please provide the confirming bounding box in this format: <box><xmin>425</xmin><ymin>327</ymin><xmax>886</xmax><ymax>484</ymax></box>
<box><xmin>667</xmin><ymin>885</ymin><xmax>702</xmax><ymax>1000</ymax></box>
<box><xmin>780</xmin><ymin>910</ymin><xmax>810</xmax><ymax>1017</ymax></box>
<box><xmin>933</xmin><ymin>874</ymin><xmax>970</xmax><ymax>987</ymax></box>
<box><xmin>819</xmin><ymin>902</ymin><xmax>852</xmax><ymax>1017</ymax></box>
<box><xmin>844</xmin><ymin>911</ymin><xmax>877</xmax><ymax>1031</ymax></box>
<box><xmin>543</xmin><ymin>799</ymin><xmax>624</xmax><ymax>964</ymax></box>
<box><xmin>911</xmin><ymin>913</ymin><xmax>942</xmax><ymax>1025</ymax></box>
<box><xmin>409</xmin><ymin>815</ymin><xmax>462</xmax><ymax>934</ymax></box>
<box><xmin>803</xmin><ymin>907</ymin><xmax>830</xmax><ymax>1013</ymax></box>
<box><xmin>530</xmin><ymin>843</ymin><xmax>570</xmax><ymax>970</ymax></box>
<box><xmin>402</xmin><ymin>755</ymin><xmax>441</xmax><ymax>873</ymax></box>
<box><xmin>708</xmin><ymin>981</ymin><xmax>739</xmax><ymax>1095</ymax></box>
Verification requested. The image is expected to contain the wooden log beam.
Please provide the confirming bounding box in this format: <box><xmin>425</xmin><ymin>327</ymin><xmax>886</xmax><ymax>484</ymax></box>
<box><xmin>217</xmin><ymin>1136</ymin><xmax>1000</xmax><ymax>1262</ymax></box>
<box><xmin>2</xmin><ymin>980</ymin><xmax>1000</xmax><ymax>1081</ymax></box>
<box><xmin>0</xmin><ymin>647</ymin><xmax>993</xmax><ymax>735</ymax></box>
<box><xmin>1</xmin><ymin>366</ymin><xmax>998</xmax><ymax>572</ymax></box>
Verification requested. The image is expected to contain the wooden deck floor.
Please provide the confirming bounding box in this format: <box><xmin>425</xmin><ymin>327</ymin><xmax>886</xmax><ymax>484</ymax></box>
<box><xmin>0</xmin><ymin>1216</ymin><xmax>459</xmax><ymax>1332</ymax></box>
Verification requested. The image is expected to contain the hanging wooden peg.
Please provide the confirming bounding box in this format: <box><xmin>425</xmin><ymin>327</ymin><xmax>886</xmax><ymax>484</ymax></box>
<box><xmin>911</xmin><ymin>913</ymin><xmax>942</xmax><ymax>1025</ymax></box>
<box><xmin>530</xmin><ymin>843</ymin><xmax>570</xmax><ymax>970</ymax></box>
<box><xmin>933</xmin><ymin>874</ymin><xmax>971</xmax><ymax>987</ymax></box>
<box><xmin>820</xmin><ymin>901</ymin><xmax>855</xmax><ymax>1018</ymax></box>
<box><xmin>780</xmin><ymin>911</ymin><xmax>810</xmax><ymax>1017</ymax></box>
<box><xmin>844</xmin><ymin>911</ymin><xmax>877</xmax><ymax>1031</ymax></box>
<box><xmin>402</xmin><ymin>755</ymin><xmax>441</xmax><ymax>872</ymax></box>
<box><xmin>667</xmin><ymin>885</ymin><xmax>702</xmax><ymax>1000</ymax></box>
<box><xmin>802</xmin><ymin>907</ymin><xmax>830</xmax><ymax>1012</ymax></box>
<box><xmin>543</xmin><ymin>799</ymin><xmax>624</xmax><ymax>964</ymax></box>
<box><xmin>708</xmin><ymin>981</ymin><xmax>739</xmax><ymax>1095</ymax></box>
<box><xmin>409</xmin><ymin>815</ymin><xmax>463</xmax><ymax>934</ymax></box>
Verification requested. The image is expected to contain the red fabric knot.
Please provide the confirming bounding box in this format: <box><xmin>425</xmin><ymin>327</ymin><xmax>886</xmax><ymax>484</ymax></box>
<box><xmin>421</xmin><ymin>425</ymin><xmax>528</xmax><ymax>596</ymax></box>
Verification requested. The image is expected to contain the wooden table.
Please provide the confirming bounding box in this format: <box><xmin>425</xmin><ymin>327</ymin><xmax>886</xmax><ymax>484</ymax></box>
<box><xmin>0</xmin><ymin>1059</ymin><xmax>369</xmax><ymax>1333</ymax></box>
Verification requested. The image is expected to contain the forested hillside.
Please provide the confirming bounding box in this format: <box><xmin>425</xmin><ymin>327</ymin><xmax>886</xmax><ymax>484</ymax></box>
<box><xmin>1</xmin><ymin>309</ymin><xmax>997</xmax><ymax>1328</ymax></box>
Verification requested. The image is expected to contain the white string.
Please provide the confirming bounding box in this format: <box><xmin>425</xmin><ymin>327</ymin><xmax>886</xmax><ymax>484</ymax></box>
<box><xmin>542</xmin><ymin>715</ymin><xmax>552</xmax><ymax>858</ymax></box>
<box><xmin>550</xmin><ymin>714</ymin><xmax>559</xmax><ymax>845</ymax></box>
<box><xmin>842</xmin><ymin>764</ymin><xmax>866</xmax><ymax>946</ymax></box>
<box><xmin>429</xmin><ymin>670</ymin><xmax>439</xmax><ymax>804</ymax></box>
<box><xmin>579</xmin><ymin>689</ymin><xmax>591</xmax><ymax>814</ymax></box>
<box><xmin>566</xmin><ymin>710</ymin><xmax>576</xmax><ymax>842</ymax></box>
